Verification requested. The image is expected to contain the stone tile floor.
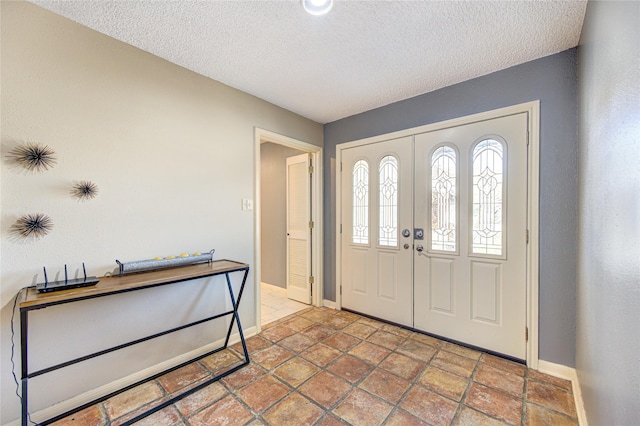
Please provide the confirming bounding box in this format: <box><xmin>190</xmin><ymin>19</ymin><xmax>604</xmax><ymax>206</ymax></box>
<box><xmin>52</xmin><ymin>307</ymin><xmax>578</xmax><ymax>425</ymax></box>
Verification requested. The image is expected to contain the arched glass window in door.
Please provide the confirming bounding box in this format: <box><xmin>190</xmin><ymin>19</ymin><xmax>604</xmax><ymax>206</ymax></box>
<box><xmin>431</xmin><ymin>145</ymin><xmax>457</xmax><ymax>252</ymax></box>
<box><xmin>352</xmin><ymin>160</ymin><xmax>369</xmax><ymax>244</ymax></box>
<box><xmin>379</xmin><ymin>156</ymin><xmax>398</xmax><ymax>247</ymax></box>
<box><xmin>472</xmin><ymin>139</ymin><xmax>505</xmax><ymax>255</ymax></box>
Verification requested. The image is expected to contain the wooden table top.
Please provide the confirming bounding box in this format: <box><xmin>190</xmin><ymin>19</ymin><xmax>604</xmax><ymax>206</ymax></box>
<box><xmin>19</xmin><ymin>259</ymin><xmax>249</xmax><ymax>310</ymax></box>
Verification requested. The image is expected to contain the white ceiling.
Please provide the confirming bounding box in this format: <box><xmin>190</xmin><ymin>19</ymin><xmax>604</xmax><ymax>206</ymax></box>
<box><xmin>30</xmin><ymin>1</ymin><xmax>587</xmax><ymax>124</ymax></box>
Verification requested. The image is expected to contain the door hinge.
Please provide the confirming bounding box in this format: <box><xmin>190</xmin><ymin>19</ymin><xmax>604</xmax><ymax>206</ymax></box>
<box><xmin>340</xmin><ymin>285</ymin><xmax>342</xmax><ymax>295</ymax></box>
<box><xmin>526</xmin><ymin>229</ymin><xmax>529</xmax><ymax>244</ymax></box>
<box><xmin>340</xmin><ymin>224</ymin><xmax>342</xmax><ymax>234</ymax></box>
<box><xmin>340</xmin><ymin>162</ymin><xmax>343</xmax><ymax>172</ymax></box>
<box><xmin>526</xmin><ymin>327</ymin><xmax>529</xmax><ymax>341</ymax></box>
<box><xmin>309</xmin><ymin>165</ymin><xmax>314</xmax><ymax>174</ymax></box>
<box><xmin>309</xmin><ymin>221</ymin><xmax>314</xmax><ymax>229</ymax></box>
<box><xmin>526</xmin><ymin>130</ymin><xmax>530</xmax><ymax>146</ymax></box>
<box><xmin>309</xmin><ymin>276</ymin><xmax>315</xmax><ymax>284</ymax></box>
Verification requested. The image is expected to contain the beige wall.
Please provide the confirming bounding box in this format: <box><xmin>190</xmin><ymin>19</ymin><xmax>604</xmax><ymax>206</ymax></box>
<box><xmin>0</xmin><ymin>2</ymin><xmax>322</xmax><ymax>422</ymax></box>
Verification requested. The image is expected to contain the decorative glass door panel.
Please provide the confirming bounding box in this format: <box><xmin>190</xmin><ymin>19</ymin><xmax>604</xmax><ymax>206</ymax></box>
<box><xmin>341</xmin><ymin>137</ymin><xmax>414</xmax><ymax>327</ymax></box>
<box><xmin>414</xmin><ymin>113</ymin><xmax>528</xmax><ymax>360</ymax></box>
<box><xmin>472</xmin><ymin>139</ymin><xmax>505</xmax><ymax>257</ymax></box>
<box><xmin>352</xmin><ymin>160</ymin><xmax>369</xmax><ymax>245</ymax></box>
<box><xmin>379</xmin><ymin>155</ymin><xmax>399</xmax><ymax>247</ymax></box>
<box><xmin>430</xmin><ymin>145</ymin><xmax>458</xmax><ymax>253</ymax></box>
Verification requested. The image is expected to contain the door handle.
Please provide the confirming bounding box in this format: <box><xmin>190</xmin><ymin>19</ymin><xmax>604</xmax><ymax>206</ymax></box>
<box><xmin>416</xmin><ymin>244</ymin><xmax>424</xmax><ymax>252</ymax></box>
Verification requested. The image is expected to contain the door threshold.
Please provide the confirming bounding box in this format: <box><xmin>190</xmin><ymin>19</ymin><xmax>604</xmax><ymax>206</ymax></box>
<box><xmin>341</xmin><ymin>308</ymin><xmax>526</xmax><ymax>365</ymax></box>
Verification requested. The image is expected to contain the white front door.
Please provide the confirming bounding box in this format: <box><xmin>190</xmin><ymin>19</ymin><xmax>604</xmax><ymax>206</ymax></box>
<box><xmin>413</xmin><ymin>113</ymin><xmax>528</xmax><ymax>359</ymax></box>
<box><xmin>340</xmin><ymin>137</ymin><xmax>414</xmax><ymax>326</ymax></box>
<box><xmin>286</xmin><ymin>153</ymin><xmax>311</xmax><ymax>304</ymax></box>
<box><xmin>339</xmin><ymin>113</ymin><xmax>529</xmax><ymax>360</ymax></box>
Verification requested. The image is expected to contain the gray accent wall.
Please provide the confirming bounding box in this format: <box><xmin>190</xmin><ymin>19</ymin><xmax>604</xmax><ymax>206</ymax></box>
<box><xmin>261</xmin><ymin>142</ymin><xmax>306</xmax><ymax>288</ymax></box>
<box><xmin>324</xmin><ymin>50</ymin><xmax>578</xmax><ymax>367</ymax></box>
<box><xmin>577</xmin><ymin>1</ymin><xmax>640</xmax><ymax>424</ymax></box>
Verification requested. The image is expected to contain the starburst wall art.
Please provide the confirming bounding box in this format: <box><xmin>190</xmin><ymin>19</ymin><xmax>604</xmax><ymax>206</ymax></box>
<box><xmin>7</xmin><ymin>143</ymin><xmax>57</xmax><ymax>172</ymax></box>
<box><xmin>11</xmin><ymin>213</ymin><xmax>53</xmax><ymax>239</ymax></box>
<box><xmin>70</xmin><ymin>180</ymin><xmax>99</xmax><ymax>200</ymax></box>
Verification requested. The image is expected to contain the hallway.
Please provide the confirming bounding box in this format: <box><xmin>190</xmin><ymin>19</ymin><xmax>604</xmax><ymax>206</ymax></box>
<box><xmin>260</xmin><ymin>282</ymin><xmax>308</xmax><ymax>325</ymax></box>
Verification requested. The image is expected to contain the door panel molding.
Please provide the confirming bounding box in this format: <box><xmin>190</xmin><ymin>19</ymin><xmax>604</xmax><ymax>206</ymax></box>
<box><xmin>429</xmin><ymin>257</ymin><xmax>455</xmax><ymax>315</ymax></box>
<box><xmin>336</xmin><ymin>101</ymin><xmax>540</xmax><ymax>367</ymax></box>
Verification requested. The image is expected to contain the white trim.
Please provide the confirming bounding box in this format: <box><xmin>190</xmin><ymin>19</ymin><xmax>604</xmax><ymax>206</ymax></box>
<box><xmin>538</xmin><ymin>360</ymin><xmax>588</xmax><ymax>426</ymax></box>
<box><xmin>526</xmin><ymin>101</ymin><xmax>540</xmax><ymax>369</ymax></box>
<box><xmin>323</xmin><ymin>299</ymin><xmax>337</xmax><ymax>309</ymax></box>
<box><xmin>7</xmin><ymin>327</ymin><xmax>257</xmax><ymax>426</ymax></box>
<box><xmin>335</xmin><ymin>101</ymin><xmax>540</xmax><ymax>367</ymax></box>
<box><xmin>254</xmin><ymin>128</ymin><xmax>323</xmax><ymax>335</ymax></box>
<box><xmin>335</xmin><ymin>157</ymin><xmax>342</xmax><ymax>311</ymax></box>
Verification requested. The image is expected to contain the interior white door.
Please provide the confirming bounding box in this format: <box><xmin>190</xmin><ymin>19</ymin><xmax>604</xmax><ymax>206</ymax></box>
<box><xmin>414</xmin><ymin>113</ymin><xmax>528</xmax><ymax>359</ymax></box>
<box><xmin>286</xmin><ymin>153</ymin><xmax>311</xmax><ymax>304</ymax></box>
<box><xmin>340</xmin><ymin>137</ymin><xmax>414</xmax><ymax>326</ymax></box>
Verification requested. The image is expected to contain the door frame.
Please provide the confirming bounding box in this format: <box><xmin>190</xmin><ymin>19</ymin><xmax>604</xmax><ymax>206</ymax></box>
<box><xmin>335</xmin><ymin>101</ymin><xmax>540</xmax><ymax>368</ymax></box>
<box><xmin>255</xmin><ymin>128</ymin><xmax>323</xmax><ymax>333</ymax></box>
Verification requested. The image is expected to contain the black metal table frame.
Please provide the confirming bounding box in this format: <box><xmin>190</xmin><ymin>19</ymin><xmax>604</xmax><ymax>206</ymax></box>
<box><xmin>19</xmin><ymin>265</ymin><xmax>250</xmax><ymax>426</ymax></box>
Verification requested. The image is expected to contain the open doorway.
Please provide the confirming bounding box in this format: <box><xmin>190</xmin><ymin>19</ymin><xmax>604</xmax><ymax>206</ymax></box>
<box><xmin>255</xmin><ymin>129</ymin><xmax>323</xmax><ymax>331</ymax></box>
<box><xmin>260</xmin><ymin>143</ymin><xmax>308</xmax><ymax>324</ymax></box>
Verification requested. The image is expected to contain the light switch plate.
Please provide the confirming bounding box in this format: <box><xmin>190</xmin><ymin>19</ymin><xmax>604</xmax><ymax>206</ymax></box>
<box><xmin>241</xmin><ymin>199</ymin><xmax>253</xmax><ymax>211</ymax></box>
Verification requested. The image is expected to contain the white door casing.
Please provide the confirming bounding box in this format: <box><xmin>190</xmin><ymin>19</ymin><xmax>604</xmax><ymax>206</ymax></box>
<box><xmin>413</xmin><ymin>113</ymin><xmax>528</xmax><ymax>360</ymax></box>
<box><xmin>340</xmin><ymin>137</ymin><xmax>414</xmax><ymax>326</ymax></box>
<box><xmin>286</xmin><ymin>153</ymin><xmax>312</xmax><ymax>304</ymax></box>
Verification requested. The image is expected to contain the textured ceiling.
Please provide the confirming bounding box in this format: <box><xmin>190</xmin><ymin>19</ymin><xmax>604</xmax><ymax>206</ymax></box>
<box><xmin>30</xmin><ymin>1</ymin><xmax>587</xmax><ymax>124</ymax></box>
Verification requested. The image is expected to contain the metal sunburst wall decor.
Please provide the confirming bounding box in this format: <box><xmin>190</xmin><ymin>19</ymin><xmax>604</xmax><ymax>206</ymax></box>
<box><xmin>11</xmin><ymin>213</ymin><xmax>53</xmax><ymax>239</ymax></box>
<box><xmin>71</xmin><ymin>180</ymin><xmax>99</xmax><ymax>200</ymax></box>
<box><xmin>7</xmin><ymin>143</ymin><xmax>57</xmax><ymax>172</ymax></box>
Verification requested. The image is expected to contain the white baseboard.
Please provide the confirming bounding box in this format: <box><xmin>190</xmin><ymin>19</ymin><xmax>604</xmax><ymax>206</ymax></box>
<box><xmin>323</xmin><ymin>299</ymin><xmax>336</xmax><ymax>309</ymax></box>
<box><xmin>260</xmin><ymin>281</ymin><xmax>283</xmax><ymax>290</ymax></box>
<box><xmin>5</xmin><ymin>326</ymin><xmax>257</xmax><ymax>426</ymax></box>
<box><xmin>537</xmin><ymin>360</ymin><xmax>588</xmax><ymax>426</ymax></box>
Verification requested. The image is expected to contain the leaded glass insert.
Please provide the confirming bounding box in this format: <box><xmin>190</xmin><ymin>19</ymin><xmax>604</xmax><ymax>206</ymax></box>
<box><xmin>352</xmin><ymin>160</ymin><xmax>369</xmax><ymax>244</ymax></box>
<box><xmin>379</xmin><ymin>156</ymin><xmax>398</xmax><ymax>247</ymax></box>
<box><xmin>472</xmin><ymin>139</ymin><xmax>504</xmax><ymax>255</ymax></box>
<box><xmin>431</xmin><ymin>146</ymin><xmax>457</xmax><ymax>252</ymax></box>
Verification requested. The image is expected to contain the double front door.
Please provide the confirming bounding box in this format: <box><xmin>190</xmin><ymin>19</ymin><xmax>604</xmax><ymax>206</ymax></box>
<box><xmin>340</xmin><ymin>113</ymin><xmax>528</xmax><ymax>360</ymax></box>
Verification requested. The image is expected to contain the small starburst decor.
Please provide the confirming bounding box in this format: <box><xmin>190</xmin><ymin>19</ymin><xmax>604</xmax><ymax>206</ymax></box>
<box><xmin>7</xmin><ymin>143</ymin><xmax>57</xmax><ymax>172</ymax></box>
<box><xmin>11</xmin><ymin>213</ymin><xmax>53</xmax><ymax>239</ymax></box>
<box><xmin>71</xmin><ymin>180</ymin><xmax>99</xmax><ymax>200</ymax></box>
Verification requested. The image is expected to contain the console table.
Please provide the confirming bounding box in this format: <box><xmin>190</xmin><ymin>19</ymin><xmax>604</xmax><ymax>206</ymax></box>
<box><xmin>17</xmin><ymin>259</ymin><xmax>250</xmax><ymax>426</ymax></box>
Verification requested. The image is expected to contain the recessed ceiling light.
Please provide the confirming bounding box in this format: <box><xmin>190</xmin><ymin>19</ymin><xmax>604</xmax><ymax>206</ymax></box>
<box><xmin>302</xmin><ymin>0</ymin><xmax>333</xmax><ymax>16</ymax></box>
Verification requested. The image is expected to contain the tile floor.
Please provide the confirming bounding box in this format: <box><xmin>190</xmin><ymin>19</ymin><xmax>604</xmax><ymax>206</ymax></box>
<box><xmin>52</xmin><ymin>307</ymin><xmax>579</xmax><ymax>426</ymax></box>
<box><xmin>260</xmin><ymin>282</ymin><xmax>308</xmax><ymax>325</ymax></box>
